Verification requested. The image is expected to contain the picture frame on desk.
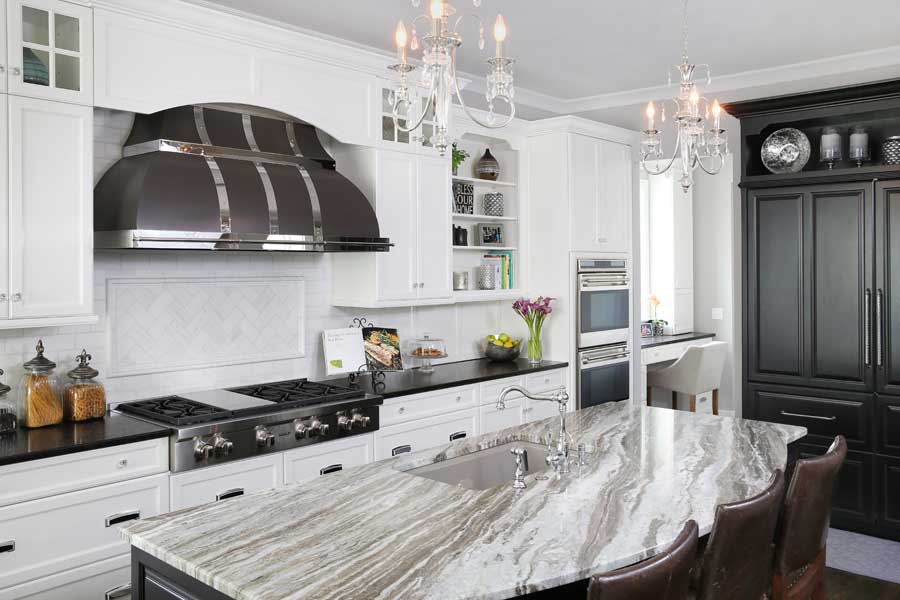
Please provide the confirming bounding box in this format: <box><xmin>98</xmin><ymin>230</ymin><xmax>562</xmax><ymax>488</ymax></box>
<box><xmin>475</xmin><ymin>223</ymin><xmax>505</xmax><ymax>246</ymax></box>
<box><xmin>640</xmin><ymin>322</ymin><xmax>654</xmax><ymax>338</ymax></box>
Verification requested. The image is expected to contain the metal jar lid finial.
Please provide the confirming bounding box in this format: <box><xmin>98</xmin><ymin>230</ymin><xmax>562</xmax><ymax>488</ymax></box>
<box><xmin>67</xmin><ymin>349</ymin><xmax>99</xmax><ymax>380</ymax></box>
<box><xmin>0</xmin><ymin>368</ymin><xmax>9</xmax><ymax>396</ymax></box>
<box><xmin>23</xmin><ymin>340</ymin><xmax>56</xmax><ymax>372</ymax></box>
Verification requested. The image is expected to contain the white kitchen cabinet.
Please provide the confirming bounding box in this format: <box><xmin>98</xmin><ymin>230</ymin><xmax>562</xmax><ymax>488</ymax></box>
<box><xmin>170</xmin><ymin>454</ymin><xmax>284</xmax><ymax>511</ymax></box>
<box><xmin>0</xmin><ymin>554</ymin><xmax>130</xmax><ymax>600</ymax></box>
<box><xmin>376</xmin><ymin>82</ymin><xmax>443</xmax><ymax>156</ymax></box>
<box><xmin>6</xmin><ymin>0</ymin><xmax>92</xmax><ymax>105</ymax></box>
<box><xmin>332</xmin><ymin>148</ymin><xmax>451</xmax><ymax>307</ymax></box>
<box><xmin>374</xmin><ymin>408</ymin><xmax>478</xmax><ymax>461</ymax></box>
<box><xmin>0</xmin><ymin>94</ymin><xmax>7</xmax><ymax>312</ymax></box>
<box><xmin>571</xmin><ymin>134</ymin><xmax>632</xmax><ymax>254</ymax></box>
<box><xmin>380</xmin><ymin>385</ymin><xmax>477</xmax><ymax>427</ymax></box>
<box><xmin>0</xmin><ymin>472</ymin><xmax>169</xmax><ymax>591</ymax></box>
<box><xmin>3</xmin><ymin>95</ymin><xmax>92</xmax><ymax>323</ymax></box>
<box><xmin>480</xmin><ymin>396</ymin><xmax>524</xmax><ymax>434</ymax></box>
<box><xmin>0</xmin><ymin>0</ymin><xmax>7</xmax><ymax>94</ymax></box>
<box><xmin>525</xmin><ymin>397</ymin><xmax>562</xmax><ymax>423</ymax></box>
<box><xmin>284</xmin><ymin>433</ymin><xmax>375</xmax><ymax>485</ymax></box>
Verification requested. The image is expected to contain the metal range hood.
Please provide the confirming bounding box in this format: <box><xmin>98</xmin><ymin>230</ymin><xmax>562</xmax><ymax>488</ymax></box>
<box><xmin>94</xmin><ymin>104</ymin><xmax>390</xmax><ymax>252</ymax></box>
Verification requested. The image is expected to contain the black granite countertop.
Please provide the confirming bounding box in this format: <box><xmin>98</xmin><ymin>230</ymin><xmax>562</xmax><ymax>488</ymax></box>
<box><xmin>324</xmin><ymin>358</ymin><xmax>568</xmax><ymax>399</ymax></box>
<box><xmin>0</xmin><ymin>412</ymin><xmax>170</xmax><ymax>467</ymax></box>
<box><xmin>641</xmin><ymin>331</ymin><xmax>715</xmax><ymax>348</ymax></box>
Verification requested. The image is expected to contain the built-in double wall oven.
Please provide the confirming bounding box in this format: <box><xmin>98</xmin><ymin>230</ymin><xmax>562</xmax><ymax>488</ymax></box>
<box><xmin>576</xmin><ymin>258</ymin><xmax>630</xmax><ymax>409</ymax></box>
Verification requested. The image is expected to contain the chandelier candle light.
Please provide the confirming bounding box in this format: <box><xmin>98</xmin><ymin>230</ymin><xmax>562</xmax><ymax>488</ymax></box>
<box><xmin>388</xmin><ymin>0</ymin><xmax>516</xmax><ymax>156</ymax></box>
<box><xmin>641</xmin><ymin>0</ymin><xmax>728</xmax><ymax>192</ymax></box>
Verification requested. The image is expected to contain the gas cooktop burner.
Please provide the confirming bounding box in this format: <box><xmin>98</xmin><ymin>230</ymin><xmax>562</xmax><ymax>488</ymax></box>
<box><xmin>229</xmin><ymin>379</ymin><xmax>364</xmax><ymax>407</ymax></box>
<box><xmin>117</xmin><ymin>396</ymin><xmax>232</xmax><ymax>426</ymax></box>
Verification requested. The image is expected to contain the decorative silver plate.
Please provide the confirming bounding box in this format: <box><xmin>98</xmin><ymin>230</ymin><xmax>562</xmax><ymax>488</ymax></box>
<box><xmin>761</xmin><ymin>128</ymin><xmax>811</xmax><ymax>174</ymax></box>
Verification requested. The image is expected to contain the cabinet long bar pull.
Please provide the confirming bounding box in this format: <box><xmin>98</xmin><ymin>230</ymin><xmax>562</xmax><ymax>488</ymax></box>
<box><xmin>780</xmin><ymin>410</ymin><xmax>837</xmax><ymax>422</ymax></box>
<box><xmin>216</xmin><ymin>488</ymin><xmax>245</xmax><ymax>501</ymax></box>
<box><xmin>449</xmin><ymin>431</ymin><xmax>467</xmax><ymax>441</ymax></box>
<box><xmin>104</xmin><ymin>583</ymin><xmax>132</xmax><ymax>600</ymax></box>
<box><xmin>105</xmin><ymin>510</ymin><xmax>141</xmax><ymax>527</ymax></box>
<box><xmin>320</xmin><ymin>464</ymin><xmax>343</xmax><ymax>475</ymax></box>
<box><xmin>888</xmin><ymin>406</ymin><xmax>900</xmax><ymax>413</ymax></box>
<box><xmin>877</xmin><ymin>289</ymin><xmax>884</xmax><ymax>367</ymax></box>
<box><xmin>865</xmin><ymin>289</ymin><xmax>872</xmax><ymax>366</ymax></box>
<box><xmin>0</xmin><ymin>541</ymin><xmax>14</xmax><ymax>554</ymax></box>
<box><xmin>391</xmin><ymin>445</ymin><xmax>412</xmax><ymax>456</ymax></box>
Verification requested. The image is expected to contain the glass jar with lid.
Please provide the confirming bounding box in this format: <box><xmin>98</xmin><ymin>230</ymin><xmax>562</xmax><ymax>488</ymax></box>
<box><xmin>18</xmin><ymin>340</ymin><xmax>63</xmax><ymax>428</ymax></box>
<box><xmin>62</xmin><ymin>350</ymin><xmax>106</xmax><ymax>422</ymax></box>
<box><xmin>403</xmin><ymin>334</ymin><xmax>448</xmax><ymax>374</ymax></box>
<box><xmin>0</xmin><ymin>369</ymin><xmax>15</xmax><ymax>435</ymax></box>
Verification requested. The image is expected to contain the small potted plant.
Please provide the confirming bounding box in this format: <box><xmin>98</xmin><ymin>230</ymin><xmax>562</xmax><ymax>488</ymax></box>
<box><xmin>451</xmin><ymin>143</ymin><xmax>469</xmax><ymax>177</ymax></box>
<box><xmin>648</xmin><ymin>295</ymin><xmax>667</xmax><ymax>336</ymax></box>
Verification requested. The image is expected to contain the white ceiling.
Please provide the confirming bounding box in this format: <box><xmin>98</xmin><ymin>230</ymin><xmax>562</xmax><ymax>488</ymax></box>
<box><xmin>188</xmin><ymin>0</ymin><xmax>900</xmax><ymax>127</ymax></box>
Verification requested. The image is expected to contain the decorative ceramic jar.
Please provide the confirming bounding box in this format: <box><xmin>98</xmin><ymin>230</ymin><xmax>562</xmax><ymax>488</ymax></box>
<box><xmin>482</xmin><ymin>192</ymin><xmax>504</xmax><ymax>216</ymax></box>
<box><xmin>882</xmin><ymin>136</ymin><xmax>900</xmax><ymax>165</ymax></box>
<box><xmin>476</xmin><ymin>265</ymin><xmax>496</xmax><ymax>290</ymax></box>
<box><xmin>475</xmin><ymin>148</ymin><xmax>500</xmax><ymax>181</ymax></box>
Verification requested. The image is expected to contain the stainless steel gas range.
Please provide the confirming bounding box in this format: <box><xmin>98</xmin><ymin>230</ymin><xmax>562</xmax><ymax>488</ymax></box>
<box><xmin>116</xmin><ymin>379</ymin><xmax>382</xmax><ymax>473</ymax></box>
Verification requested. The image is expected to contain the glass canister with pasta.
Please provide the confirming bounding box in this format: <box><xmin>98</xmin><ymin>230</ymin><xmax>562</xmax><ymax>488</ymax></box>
<box><xmin>18</xmin><ymin>340</ymin><xmax>63</xmax><ymax>428</ymax></box>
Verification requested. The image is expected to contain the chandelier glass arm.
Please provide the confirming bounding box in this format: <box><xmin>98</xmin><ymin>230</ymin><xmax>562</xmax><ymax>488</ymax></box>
<box><xmin>695</xmin><ymin>152</ymin><xmax>725</xmax><ymax>175</ymax></box>
<box><xmin>450</xmin><ymin>61</ymin><xmax>515</xmax><ymax>129</ymax></box>
<box><xmin>642</xmin><ymin>129</ymin><xmax>681</xmax><ymax>175</ymax></box>
<box><xmin>393</xmin><ymin>90</ymin><xmax>433</xmax><ymax>133</ymax></box>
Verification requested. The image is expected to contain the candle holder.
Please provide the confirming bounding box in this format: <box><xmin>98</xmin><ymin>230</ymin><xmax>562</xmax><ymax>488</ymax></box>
<box><xmin>820</xmin><ymin>126</ymin><xmax>842</xmax><ymax>170</ymax></box>
<box><xmin>849</xmin><ymin>126</ymin><xmax>870</xmax><ymax>167</ymax></box>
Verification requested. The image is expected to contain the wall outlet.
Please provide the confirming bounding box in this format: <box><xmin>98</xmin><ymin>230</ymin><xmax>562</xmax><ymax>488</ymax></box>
<box><xmin>711</xmin><ymin>307</ymin><xmax>724</xmax><ymax>321</ymax></box>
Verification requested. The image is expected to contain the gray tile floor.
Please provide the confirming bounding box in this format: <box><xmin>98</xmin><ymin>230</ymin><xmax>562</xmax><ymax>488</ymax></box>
<box><xmin>827</xmin><ymin>528</ymin><xmax>900</xmax><ymax>584</ymax></box>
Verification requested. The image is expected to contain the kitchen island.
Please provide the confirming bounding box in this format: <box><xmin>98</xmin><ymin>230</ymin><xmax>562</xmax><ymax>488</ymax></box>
<box><xmin>122</xmin><ymin>402</ymin><xmax>806</xmax><ymax>600</ymax></box>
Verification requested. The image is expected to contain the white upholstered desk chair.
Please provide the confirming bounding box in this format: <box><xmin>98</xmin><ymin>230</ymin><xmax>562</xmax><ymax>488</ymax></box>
<box><xmin>646</xmin><ymin>341</ymin><xmax>728</xmax><ymax>414</ymax></box>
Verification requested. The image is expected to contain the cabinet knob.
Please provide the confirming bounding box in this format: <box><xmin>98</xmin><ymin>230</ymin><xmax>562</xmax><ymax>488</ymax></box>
<box><xmin>0</xmin><ymin>66</ymin><xmax>5</xmax><ymax>74</ymax></box>
<box><xmin>11</xmin><ymin>67</ymin><xmax>20</xmax><ymax>77</ymax></box>
<box><xmin>0</xmin><ymin>294</ymin><xmax>6</xmax><ymax>303</ymax></box>
<box><xmin>10</xmin><ymin>293</ymin><xmax>21</xmax><ymax>303</ymax></box>
<box><xmin>116</xmin><ymin>458</ymin><xmax>128</xmax><ymax>469</ymax></box>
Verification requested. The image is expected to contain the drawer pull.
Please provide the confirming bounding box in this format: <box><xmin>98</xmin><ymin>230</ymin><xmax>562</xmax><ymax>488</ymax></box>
<box><xmin>320</xmin><ymin>464</ymin><xmax>343</xmax><ymax>475</ymax></box>
<box><xmin>105</xmin><ymin>583</ymin><xmax>132</xmax><ymax>600</ymax></box>
<box><xmin>888</xmin><ymin>406</ymin><xmax>900</xmax><ymax>413</ymax></box>
<box><xmin>105</xmin><ymin>510</ymin><xmax>141</xmax><ymax>527</ymax></box>
<box><xmin>449</xmin><ymin>431</ymin><xmax>467</xmax><ymax>441</ymax></box>
<box><xmin>392</xmin><ymin>445</ymin><xmax>412</xmax><ymax>456</ymax></box>
<box><xmin>455</xmin><ymin>395</ymin><xmax>462</xmax><ymax>402</ymax></box>
<box><xmin>0</xmin><ymin>541</ymin><xmax>14</xmax><ymax>554</ymax></box>
<box><xmin>216</xmin><ymin>488</ymin><xmax>245</xmax><ymax>501</ymax></box>
<box><xmin>779</xmin><ymin>411</ymin><xmax>837</xmax><ymax>422</ymax></box>
<box><xmin>397</xmin><ymin>407</ymin><xmax>406</xmax><ymax>414</ymax></box>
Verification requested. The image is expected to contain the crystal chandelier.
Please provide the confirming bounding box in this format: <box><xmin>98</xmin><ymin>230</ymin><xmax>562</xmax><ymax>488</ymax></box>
<box><xmin>388</xmin><ymin>0</ymin><xmax>516</xmax><ymax>156</ymax></box>
<box><xmin>641</xmin><ymin>0</ymin><xmax>727</xmax><ymax>192</ymax></box>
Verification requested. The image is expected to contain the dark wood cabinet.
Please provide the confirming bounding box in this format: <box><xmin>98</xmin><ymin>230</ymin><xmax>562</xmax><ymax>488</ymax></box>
<box><xmin>876</xmin><ymin>455</ymin><xmax>900</xmax><ymax>539</ymax></box>
<box><xmin>133</xmin><ymin>548</ymin><xmax>232</xmax><ymax>600</ymax></box>
<box><xmin>746</xmin><ymin>183</ymin><xmax>873</xmax><ymax>392</ymax></box>
<box><xmin>876</xmin><ymin>395</ymin><xmax>900</xmax><ymax>456</ymax></box>
<box><xmin>876</xmin><ymin>182</ymin><xmax>900</xmax><ymax>396</ymax></box>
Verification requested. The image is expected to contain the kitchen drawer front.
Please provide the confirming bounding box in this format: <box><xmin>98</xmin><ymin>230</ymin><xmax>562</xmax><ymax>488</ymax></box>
<box><xmin>525</xmin><ymin>368</ymin><xmax>566</xmax><ymax>394</ymax></box>
<box><xmin>642</xmin><ymin>341</ymin><xmax>697</xmax><ymax>365</ymax></box>
<box><xmin>374</xmin><ymin>408</ymin><xmax>479</xmax><ymax>461</ymax></box>
<box><xmin>479</xmin><ymin>376</ymin><xmax>525</xmax><ymax>407</ymax></box>
<box><xmin>876</xmin><ymin>396</ymin><xmax>900</xmax><ymax>457</ymax></box>
<box><xmin>381</xmin><ymin>385</ymin><xmax>477</xmax><ymax>426</ymax></box>
<box><xmin>525</xmin><ymin>398</ymin><xmax>563</xmax><ymax>423</ymax></box>
<box><xmin>0</xmin><ymin>553</ymin><xmax>130</xmax><ymax>600</ymax></box>
<box><xmin>0</xmin><ymin>473</ymin><xmax>169</xmax><ymax>590</ymax></box>
<box><xmin>749</xmin><ymin>385</ymin><xmax>872</xmax><ymax>450</ymax></box>
<box><xmin>797</xmin><ymin>443</ymin><xmax>875</xmax><ymax>529</ymax></box>
<box><xmin>0</xmin><ymin>437</ymin><xmax>169</xmax><ymax>507</ymax></box>
<box><xmin>170</xmin><ymin>454</ymin><xmax>283</xmax><ymax>511</ymax></box>
<box><xmin>876</xmin><ymin>455</ymin><xmax>900</xmax><ymax>538</ymax></box>
<box><xmin>284</xmin><ymin>433</ymin><xmax>375</xmax><ymax>485</ymax></box>
<box><xmin>480</xmin><ymin>398</ymin><xmax>525</xmax><ymax>434</ymax></box>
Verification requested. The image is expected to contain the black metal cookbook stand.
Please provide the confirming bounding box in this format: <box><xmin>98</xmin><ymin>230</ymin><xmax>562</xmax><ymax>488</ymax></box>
<box><xmin>346</xmin><ymin>317</ymin><xmax>387</xmax><ymax>393</ymax></box>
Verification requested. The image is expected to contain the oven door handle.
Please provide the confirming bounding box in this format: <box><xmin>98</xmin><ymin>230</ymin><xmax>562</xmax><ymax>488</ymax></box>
<box><xmin>580</xmin><ymin>281</ymin><xmax>630</xmax><ymax>291</ymax></box>
<box><xmin>580</xmin><ymin>354</ymin><xmax>630</xmax><ymax>368</ymax></box>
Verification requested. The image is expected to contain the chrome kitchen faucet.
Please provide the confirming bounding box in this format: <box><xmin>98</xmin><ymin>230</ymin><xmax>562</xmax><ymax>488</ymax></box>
<box><xmin>497</xmin><ymin>386</ymin><xmax>571</xmax><ymax>472</ymax></box>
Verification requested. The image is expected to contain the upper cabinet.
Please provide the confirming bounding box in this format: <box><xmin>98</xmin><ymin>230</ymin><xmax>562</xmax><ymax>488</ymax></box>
<box><xmin>376</xmin><ymin>81</ymin><xmax>441</xmax><ymax>156</ymax></box>
<box><xmin>1</xmin><ymin>95</ymin><xmax>93</xmax><ymax>325</ymax></box>
<box><xmin>331</xmin><ymin>149</ymin><xmax>451</xmax><ymax>307</ymax></box>
<box><xmin>570</xmin><ymin>133</ymin><xmax>633</xmax><ymax>254</ymax></box>
<box><xmin>6</xmin><ymin>0</ymin><xmax>93</xmax><ymax>105</ymax></box>
<box><xmin>0</xmin><ymin>0</ymin><xmax>7</xmax><ymax>93</ymax></box>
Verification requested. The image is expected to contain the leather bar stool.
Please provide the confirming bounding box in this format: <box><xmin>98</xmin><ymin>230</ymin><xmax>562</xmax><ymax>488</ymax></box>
<box><xmin>586</xmin><ymin>520</ymin><xmax>698</xmax><ymax>600</ymax></box>
<box><xmin>646</xmin><ymin>341</ymin><xmax>728</xmax><ymax>414</ymax></box>
<box><xmin>690</xmin><ymin>470</ymin><xmax>785</xmax><ymax>600</ymax></box>
<box><xmin>771</xmin><ymin>435</ymin><xmax>847</xmax><ymax>600</ymax></box>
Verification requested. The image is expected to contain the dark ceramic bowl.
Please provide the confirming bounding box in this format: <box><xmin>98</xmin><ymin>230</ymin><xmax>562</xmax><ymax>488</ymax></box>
<box><xmin>483</xmin><ymin>340</ymin><xmax>522</xmax><ymax>362</ymax></box>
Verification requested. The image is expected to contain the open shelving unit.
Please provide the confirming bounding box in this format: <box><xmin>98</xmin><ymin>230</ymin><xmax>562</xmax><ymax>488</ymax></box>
<box><xmin>450</xmin><ymin>135</ymin><xmax>521</xmax><ymax>303</ymax></box>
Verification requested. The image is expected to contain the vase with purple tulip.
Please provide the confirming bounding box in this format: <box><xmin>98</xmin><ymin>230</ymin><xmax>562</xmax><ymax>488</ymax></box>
<box><xmin>513</xmin><ymin>296</ymin><xmax>555</xmax><ymax>365</ymax></box>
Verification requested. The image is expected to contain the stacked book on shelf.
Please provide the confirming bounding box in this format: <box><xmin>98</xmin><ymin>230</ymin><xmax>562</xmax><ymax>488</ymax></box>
<box><xmin>480</xmin><ymin>251</ymin><xmax>514</xmax><ymax>289</ymax></box>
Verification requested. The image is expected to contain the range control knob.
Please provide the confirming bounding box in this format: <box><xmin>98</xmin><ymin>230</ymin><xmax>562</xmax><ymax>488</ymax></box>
<box><xmin>351</xmin><ymin>411</ymin><xmax>371</xmax><ymax>428</ymax></box>
<box><xmin>337</xmin><ymin>414</ymin><xmax>352</xmax><ymax>431</ymax></box>
<box><xmin>294</xmin><ymin>419</ymin><xmax>310</xmax><ymax>439</ymax></box>
<box><xmin>193</xmin><ymin>437</ymin><xmax>214</xmax><ymax>460</ymax></box>
<box><xmin>255</xmin><ymin>426</ymin><xmax>276</xmax><ymax>448</ymax></box>
<box><xmin>309</xmin><ymin>419</ymin><xmax>329</xmax><ymax>437</ymax></box>
<box><xmin>211</xmin><ymin>433</ymin><xmax>233</xmax><ymax>455</ymax></box>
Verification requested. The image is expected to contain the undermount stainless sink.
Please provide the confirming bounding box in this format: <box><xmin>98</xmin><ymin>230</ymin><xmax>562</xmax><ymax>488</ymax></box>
<box><xmin>405</xmin><ymin>441</ymin><xmax>550</xmax><ymax>490</ymax></box>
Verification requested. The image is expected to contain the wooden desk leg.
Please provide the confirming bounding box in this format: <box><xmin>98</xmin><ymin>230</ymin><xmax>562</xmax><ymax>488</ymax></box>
<box><xmin>712</xmin><ymin>389</ymin><xmax>719</xmax><ymax>416</ymax></box>
<box><xmin>689</xmin><ymin>395</ymin><xmax>696</xmax><ymax>412</ymax></box>
<box><xmin>646</xmin><ymin>386</ymin><xmax>652</xmax><ymax>406</ymax></box>
<box><xmin>671</xmin><ymin>391</ymin><xmax>678</xmax><ymax>410</ymax></box>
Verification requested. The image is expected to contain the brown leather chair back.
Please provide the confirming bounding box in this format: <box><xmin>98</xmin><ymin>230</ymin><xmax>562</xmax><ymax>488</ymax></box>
<box><xmin>587</xmin><ymin>520</ymin><xmax>698</xmax><ymax>600</ymax></box>
<box><xmin>775</xmin><ymin>435</ymin><xmax>847</xmax><ymax>576</ymax></box>
<box><xmin>694</xmin><ymin>470</ymin><xmax>785</xmax><ymax>600</ymax></box>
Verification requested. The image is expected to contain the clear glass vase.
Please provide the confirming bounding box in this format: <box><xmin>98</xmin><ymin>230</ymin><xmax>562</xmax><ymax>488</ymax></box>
<box><xmin>526</xmin><ymin>323</ymin><xmax>542</xmax><ymax>365</ymax></box>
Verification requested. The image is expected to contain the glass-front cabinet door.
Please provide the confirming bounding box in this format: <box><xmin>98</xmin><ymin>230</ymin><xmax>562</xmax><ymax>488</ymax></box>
<box><xmin>7</xmin><ymin>0</ymin><xmax>92</xmax><ymax>104</ymax></box>
<box><xmin>379</xmin><ymin>83</ymin><xmax>439</xmax><ymax>154</ymax></box>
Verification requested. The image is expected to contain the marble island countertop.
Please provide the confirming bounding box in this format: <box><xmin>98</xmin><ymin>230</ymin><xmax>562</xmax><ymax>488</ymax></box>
<box><xmin>122</xmin><ymin>403</ymin><xmax>806</xmax><ymax>600</ymax></box>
